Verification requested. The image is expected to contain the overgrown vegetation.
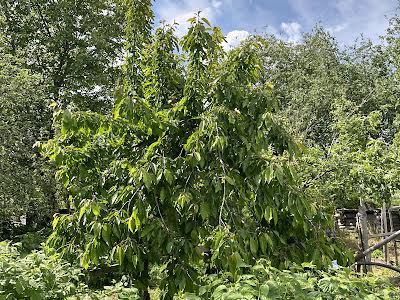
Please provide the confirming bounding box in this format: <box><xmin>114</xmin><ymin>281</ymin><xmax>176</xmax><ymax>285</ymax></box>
<box><xmin>0</xmin><ymin>241</ymin><xmax>141</xmax><ymax>299</ymax></box>
<box><xmin>187</xmin><ymin>260</ymin><xmax>397</xmax><ymax>299</ymax></box>
<box><xmin>1</xmin><ymin>0</ymin><xmax>400</xmax><ymax>299</ymax></box>
<box><xmin>0</xmin><ymin>242</ymin><xmax>395</xmax><ymax>299</ymax></box>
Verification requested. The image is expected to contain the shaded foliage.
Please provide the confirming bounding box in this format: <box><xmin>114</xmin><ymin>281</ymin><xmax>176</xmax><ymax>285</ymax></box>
<box><xmin>0</xmin><ymin>41</ymin><xmax>55</xmax><ymax>239</ymax></box>
<box><xmin>0</xmin><ymin>241</ymin><xmax>141</xmax><ymax>299</ymax></box>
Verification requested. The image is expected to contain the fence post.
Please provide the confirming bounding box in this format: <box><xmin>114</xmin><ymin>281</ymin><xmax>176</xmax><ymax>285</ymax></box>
<box><xmin>388</xmin><ymin>207</ymin><xmax>398</xmax><ymax>265</ymax></box>
<box><xmin>382</xmin><ymin>202</ymin><xmax>388</xmax><ymax>263</ymax></box>
<box><xmin>358</xmin><ymin>202</ymin><xmax>371</xmax><ymax>272</ymax></box>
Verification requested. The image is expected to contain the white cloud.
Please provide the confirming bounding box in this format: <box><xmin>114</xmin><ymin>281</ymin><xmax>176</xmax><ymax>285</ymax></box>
<box><xmin>263</xmin><ymin>25</ymin><xmax>278</xmax><ymax>36</ymax></box>
<box><xmin>211</xmin><ymin>0</ymin><xmax>223</xmax><ymax>9</ymax></box>
<box><xmin>281</xmin><ymin>22</ymin><xmax>302</xmax><ymax>43</ymax></box>
<box><xmin>335</xmin><ymin>0</ymin><xmax>356</xmax><ymax>15</ymax></box>
<box><xmin>288</xmin><ymin>0</ymin><xmax>397</xmax><ymax>44</ymax></box>
<box><xmin>327</xmin><ymin>23</ymin><xmax>348</xmax><ymax>34</ymax></box>
<box><xmin>156</xmin><ymin>0</ymin><xmax>227</xmax><ymax>37</ymax></box>
<box><xmin>222</xmin><ymin>30</ymin><xmax>250</xmax><ymax>51</ymax></box>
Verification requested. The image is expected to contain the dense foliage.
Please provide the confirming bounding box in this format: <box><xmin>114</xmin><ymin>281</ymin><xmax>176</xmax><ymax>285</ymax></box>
<box><xmin>258</xmin><ymin>25</ymin><xmax>400</xmax><ymax>208</ymax></box>
<box><xmin>0</xmin><ymin>241</ymin><xmax>141</xmax><ymax>299</ymax></box>
<box><xmin>1</xmin><ymin>0</ymin><xmax>400</xmax><ymax>299</ymax></box>
<box><xmin>0</xmin><ymin>0</ymin><xmax>126</xmax><ymax>112</ymax></box>
<box><xmin>186</xmin><ymin>260</ymin><xmax>397</xmax><ymax>300</ymax></box>
<box><xmin>1</xmin><ymin>242</ymin><xmax>396</xmax><ymax>300</ymax></box>
<box><xmin>0</xmin><ymin>40</ymin><xmax>55</xmax><ymax>239</ymax></box>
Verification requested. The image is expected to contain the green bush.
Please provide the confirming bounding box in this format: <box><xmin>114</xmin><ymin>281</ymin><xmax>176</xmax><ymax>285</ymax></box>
<box><xmin>184</xmin><ymin>260</ymin><xmax>398</xmax><ymax>300</ymax></box>
<box><xmin>12</xmin><ymin>228</ymin><xmax>51</xmax><ymax>254</ymax></box>
<box><xmin>66</xmin><ymin>284</ymin><xmax>140</xmax><ymax>300</ymax></box>
<box><xmin>0</xmin><ymin>242</ymin><xmax>140</xmax><ymax>299</ymax></box>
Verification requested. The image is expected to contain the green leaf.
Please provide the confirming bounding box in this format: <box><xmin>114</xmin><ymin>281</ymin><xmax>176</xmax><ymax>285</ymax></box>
<box><xmin>128</xmin><ymin>215</ymin><xmax>135</xmax><ymax>232</ymax></box>
<box><xmin>289</xmin><ymin>164</ymin><xmax>299</xmax><ymax>183</ymax></box>
<box><xmin>225</xmin><ymin>175</ymin><xmax>235</xmax><ymax>185</ymax></box>
<box><xmin>102</xmin><ymin>224</ymin><xmax>111</xmax><ymax>245</ymax></box>
<box><xmin>160</xmin><ymin>187</ymin><xmax>166</xmax><ymax>201</ymax></box>
<box><xmin>166</xmin><ymin>241</ymin><xmax>173</xmax><ymax>254</ymax></box>
<box><xmin>61</xmin><ymin>110</ymin><xmax>72</xmax><ymax>134</ymax></box>
<box><xmin>92</xmin><ymin>203</ymin><xmax>101</xmax><ymax>216</ymax></box>
<box><xmin>264</xmin><ymin>207</ymin><xmax>273</xmax><ymax>223</ymax></box>
<box><xmin>260</xmin><ymin>284</ymin><xmax>270</xmax><ymax>296</ymax></box>
<box><xmin>118</xmin><ymin>246</ymin><xmax>124</xmax><ymax>265</ymax></box>
<box><xmin>272</xmin><ymin>208</ymin><xmax>278</xmax><ymax>226</ymax></box>
<box><xmin>177</xmin><ymin>192</ymin><xmax>192</xmax><ymax>208</ymax></box>
<box><xmin>79</xmin><ymin>203</ymin><xmax>89</xmax><ymax>221</ymax></box>
<box><xmin>164</xmin><ymin>169</ymin><xmax>174</xmax><ymax>185</ymax></box>
<box><xmin>93</xmin><ymin>223</ymin><xmax>101</xmax><ymax>238</ymax></box>
<box><xmin>142</xmin><ymin>170</ymin><xmax>153</xmax><ymax>190</ymax></box>
<box><xmin>234</xmin><ymin>252</ymin><xmax>247</xmax><ymax>268</ymax></box>
<box><xmin>194</xmin><ymin>152</ymin><xmax>201</xmax><ymax>161</ymax></box>
<box><xmin>112</xmin><ymin>224</ymin><xmax>121</xmax><ymax>238</ymax></box>
<box><xmin>52</xmin><ymin>215</ymin><xmax>60</xmax><ymax>230</ymax></box>
<box><xmin>274</xmin><ymin>164</ymin><xmax>284</xmax><ymax>186</ymax></box>
<box><xmin>54</xmin><ymin>152</ymin><xmax>64</xmax><ymax>166</ymax></box>
<box><xmin>264</xmin><ymin>164</ymin><xmax>275</xmax><ymax>184</ymax></box>
<box><xmin>263</xmin><ymin>233</ymin><xmax>273</xmax><ymax>248</ymax></box>
<box><xmin>129</xmin><ymin>208</ymin><xmax>141</xmax><ymax>232</ymax></box>
<box><xmin>259</xmin><ymin>234</ymin><xmax>267</xmax><ymax>254</ymax></box>
<box><xmin>200</xmin><ymin>202</ymin><xmax>211</xmax><ymax>220</ymax></box>
<box><xmin>82</xmin><ymin>252</ymin><xmax>90</xmax><ymax>269</ymax></box>
<box><xmin>201</xmin><ymin>17</ymin><xmax>211</xmax><ymax>26</ymax></box>
<box><xmin>250</xmin><ymin>237</ymin><xmax>259</xmax><ymax>256</ymax></box>
<box><xmin>111</xmin><ymin>192</ymin><xmax>119</xmax><ymax>204</ymax></box>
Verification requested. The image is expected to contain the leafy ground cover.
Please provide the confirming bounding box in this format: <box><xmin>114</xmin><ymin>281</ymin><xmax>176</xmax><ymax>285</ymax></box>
<box><xmin>0</xmin><ymin>241</ymin><xmax>140</xmax><ymax>300</ymax></box>
<box><xmin>1</xmin><ymin>240</ymin><xmax>398</xmax><ymax>299</ymax></box>
<box><xmin>187</xmin><ymin>261</ymin><xmax>398</xmax><ymax>300</ymax></box>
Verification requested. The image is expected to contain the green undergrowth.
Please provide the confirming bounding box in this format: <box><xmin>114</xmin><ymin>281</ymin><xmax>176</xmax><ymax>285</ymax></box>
<box><xmin>184</xmin><ymin>260</ymin><xmax>399</xmax><ymax>300</ymax></box>
<box><xmin>0</xmin><ymin>242</ymin><xmax>139</xmax><ymax>299</ymax></box>
<box><xmin>1</xmin><ymin>241</ymin><xmax>398</xmax><ymax>299</ymax></box>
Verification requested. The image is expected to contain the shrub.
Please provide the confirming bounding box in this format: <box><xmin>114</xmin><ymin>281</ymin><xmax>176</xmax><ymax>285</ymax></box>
<box><xmin>0</xmin><ymin>242</ymin><xmax>140</xmax><ymax>299</ymax></box>
<box><xmin>184</xmin><ymin>260</ymin><xmax>398</xmax><ymax>300</ymax></box>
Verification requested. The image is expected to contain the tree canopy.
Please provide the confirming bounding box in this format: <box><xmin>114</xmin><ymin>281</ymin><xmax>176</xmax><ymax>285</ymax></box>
<box><xmin>0</xmin><ymin>0</ymin><xmax>126</xmax><ymax>112</ymax></box>
<box><xmin>39</xmin><ymin>4</ymin><xmax>348</xmax><ymax>298</ymax></box>
<box><xmin>0</xmin><ymin>39</ymin><xmax>55</xmax><ymax>238</ymax></box>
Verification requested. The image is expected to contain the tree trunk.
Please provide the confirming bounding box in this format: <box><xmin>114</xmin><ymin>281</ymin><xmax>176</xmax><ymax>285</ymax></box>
<box><xmin>140</xmin><ymin>259</ymin><xmax>151</xmax><ymax>300</ymax></box>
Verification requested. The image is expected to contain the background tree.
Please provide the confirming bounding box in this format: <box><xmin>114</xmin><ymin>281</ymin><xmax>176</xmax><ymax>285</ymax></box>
<box><xmin>0</xmin><ymin>0</ymin><xmax>129</xmax><ymax>238</ymax></box>
<box><xmin>0</xmin><ymin>0</ymin><xmax>126</xmax><ymax>112</ymax></box>
<box><xmin>257</xmin><ymin>23</ymin><xmax>400</xmax><ymax>209</ymax></box>
<box><xmin>259</xmin><ymin>28</ymin><xmax>343</xmax><ymax>148</ymax></box>
<box><xmin>0</xmin><ymin>36</ymin><xmax>54</xmax><ymax>239</ymax></box>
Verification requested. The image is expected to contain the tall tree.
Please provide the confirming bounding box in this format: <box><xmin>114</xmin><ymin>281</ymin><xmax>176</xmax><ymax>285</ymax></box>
<box><xmin>41</xmin><ymin>8</ymin><xmax>348</xmax><ymax>299</ymax></box>
<box><xmin>0</xmin><ymin>36</ymin><xmax>54</xmax><ymax>238</ymax></box>
<box><xmin>258</xmin><ymin>23</ymin><xmax>400</xmax><ymax>209</ymax></box>
<box><xmin>0</xmin><ymin>0</ymin><xmax>125</xmax><ymax>112</ymax></box>
<box><xmin>259</xmin><ymin>27</ymin><xmax>343</xmax><ymax>148</ymax></box>
<box><xmin>0</xmin><ymin>0</ymin><xmax>127</xmax><ymax>235</ymax></box>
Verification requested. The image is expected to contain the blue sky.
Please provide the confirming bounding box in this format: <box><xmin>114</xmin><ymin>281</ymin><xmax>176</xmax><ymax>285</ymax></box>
<box><xmin>153</xmin><ymin>0</ymin><xmax>398</xmax><ymax>49</ymax></box>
